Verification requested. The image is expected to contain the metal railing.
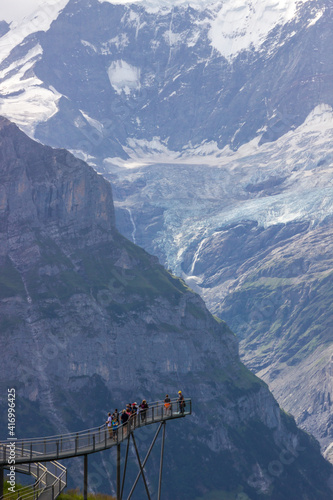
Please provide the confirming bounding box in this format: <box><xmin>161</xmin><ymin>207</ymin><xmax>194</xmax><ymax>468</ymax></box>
<box><xmin>0</xmin><ymin>399</ymin><xmax>191</xmax><ymax>465</ymax></box>
<box><xmin>0</xmin><ymin>461</ymin><xmax>67</xmax><ymax>500</ymax></box>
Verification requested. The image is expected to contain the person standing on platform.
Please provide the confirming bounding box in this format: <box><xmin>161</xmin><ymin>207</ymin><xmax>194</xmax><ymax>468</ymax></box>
<box><xmin>113</xmin><ymin>409</ymin><xmax>119</xmax><ymax>423</ymax></box>
<box><xmin>121</xmin><ymin>409</ymin><xmax>129</xmax><ymax>436</ymax></box>
<box><xmin>164</xmin><ymin>394</ymin><xmax>171</xmax><ymax>415</ymax></box>
<box><xmin>140</xmin><ymin>399</ymin><xmax>149</xmax><ymax>422</ymax></box>
<box><xmin>178</xmin><ymin>391</ymin><xmax>185</xmax><ymax>414</ymax></box>
<box><xmin>112</xmin><ymin>418</ymin><xmax>118</xmax><ymax>441</ymax></box>
<box><xmin>106</xmin><ymin>412</ymin><xmax>112</xmax><ymax>438</ymax></box>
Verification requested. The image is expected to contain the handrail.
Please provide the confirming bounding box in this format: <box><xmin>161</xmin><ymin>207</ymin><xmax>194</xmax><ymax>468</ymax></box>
<box><xmin>0</xmin><ymin>464</ymin><xmax>47</xmax><ymax>500</ymax></box>
<box><xmin>0</xmin><ymin>399</ymin><xmax>191</xmax><ymax>465</ymax></box>
<box><xmin>0</xmin><ymin>461</ymin><xmax>67</xmax><ymax>500</ymax></box>
<box><xmin>2</xmin><ymin>399</ymin><xmax>184</xmax><ymax>445</ymax></box>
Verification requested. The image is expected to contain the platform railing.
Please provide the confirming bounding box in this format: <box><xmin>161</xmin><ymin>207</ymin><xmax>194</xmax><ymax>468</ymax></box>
<box><xmin>0</xmin><ymin>461</ymin><xmax>66</xmax><ymax>500</ymax></box>
<box><xmin>0</xmin><ymin>399</ymin><xmax>191</xmax><ymax>465</ymax></box>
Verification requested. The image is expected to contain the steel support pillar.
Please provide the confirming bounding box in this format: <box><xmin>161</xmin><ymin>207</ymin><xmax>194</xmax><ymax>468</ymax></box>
<box><xmin>121</xmin><ymin>436</ymin><xmax>130</xmax><ymax>500</ymax></box>
<box><xmin>84</xmin><ymin>455</ymin><xmax>88</xmax><ymax>500</ymax></box>
<box><xmin>117</xmin><ymin>444</ymin><xmax>121</xmax><ymax>500</ymax></box>
<box><xmin>127</xmin><ymin>422</ymin><xmax>163</xmax><ymax>500</ymax></box>
<box><xmin>131</xmin><ymin>434</ymin><xmax>151</xmax><ymax>500</ymax></box>
<box><xmin>157</xmin><ymin>422</ymin><xmax>166</xmax><ymax>500</ymax></box>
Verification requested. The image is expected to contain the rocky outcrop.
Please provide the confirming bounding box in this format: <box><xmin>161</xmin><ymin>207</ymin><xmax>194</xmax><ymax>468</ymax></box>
<box><xmin>0</xmin><ymin>117</ymin><xmax>332</xmax><ymax>499</ymax></box>
<box><xmin>1</xmin><ymin>0</ymin><xmax>333</xmax><ymax>472</ymax></box>
<box><xmin>201</xmin><ymin>218</ymin><xmax>333</xmax><ymax>453</ymax></box>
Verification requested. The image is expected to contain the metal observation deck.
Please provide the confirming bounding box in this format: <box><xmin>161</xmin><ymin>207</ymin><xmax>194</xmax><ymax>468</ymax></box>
<box><xmin>0</xmin><ymin>398</ymin><xmax>191</xmax><ymax>500</ymax></box>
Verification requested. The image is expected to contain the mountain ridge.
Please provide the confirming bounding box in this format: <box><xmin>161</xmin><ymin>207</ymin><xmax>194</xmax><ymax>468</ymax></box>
<box><xmin>0</xmin><ymin>0</ymin><xmax>332</xmax><ymax>481</ymax></box>
<box><xmin>1</xmin><ymin>115</ymin><xmax>333</xmax><ymax>499</ymax></box>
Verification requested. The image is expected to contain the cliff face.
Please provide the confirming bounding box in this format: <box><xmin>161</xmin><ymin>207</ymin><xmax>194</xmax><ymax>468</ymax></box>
<box><xmin>0</xmin><ymin>116</ymin><xmax>332</xmax><ymax>499</ymax></box>
<box><xmin>1</xmin><ymin>0</ymin><xmax>332</xmax><ymax>464</ymax></box>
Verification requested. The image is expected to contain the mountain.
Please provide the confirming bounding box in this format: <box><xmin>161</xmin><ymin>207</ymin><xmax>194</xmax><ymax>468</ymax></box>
<box><xmin>1</xmin><ymin>116</ymin><xmax>333</xmax><ymax>499</ymax></box>
<box><xmin>1</xmin><ymin>0</ymin><xmax>331</xmax><ymax>154</ymax></box>
<box><xmin>0</xmin><ymin>0</ymin><xmax>332</xmax><ymax>462</ymax></box>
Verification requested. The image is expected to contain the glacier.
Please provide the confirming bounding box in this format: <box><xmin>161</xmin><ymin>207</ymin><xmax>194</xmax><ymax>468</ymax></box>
<box><xmin>106</xmin><ymin>103</ymin><xmax>333</xmax><ymax>276</ymax></box>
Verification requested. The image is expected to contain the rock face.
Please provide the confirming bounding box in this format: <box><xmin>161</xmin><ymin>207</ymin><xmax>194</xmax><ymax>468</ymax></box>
<box><xmin>0</xmin><ymin>116</ymin><xmax>333</xmax><ymax>499</ymax></box>
<box><xmin>1</xmin><ymin>0</ymin><xmax>332</xmax><ymax>155</ymax></box>
<box><xmin>197</xmin><ymin>217</ymin><xmax>333</xmax><ymax>450</ymax></box>
<box><xmin>0</xmin><ymin>0</ymin><xmax>333</xmax><ymax>466</ymax></box>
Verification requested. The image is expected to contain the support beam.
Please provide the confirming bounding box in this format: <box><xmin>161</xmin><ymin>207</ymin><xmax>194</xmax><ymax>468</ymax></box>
<box><xmin>157</xmin><ymin>422</ymin><xmax>166</xmax><ymax>500</ymax></box>
<box><xmin>130</xmin><ymin>434</ymin><xmax>151</xmax><ymax>500</ymax></box>
<box><xmin>84</xmin><ymin>455</ymin><xmax>88</xmax><ymax>500</ymax></box>
<box><xmin>121</xmin><ymin>436</ymin><xmax>130</xmax><ymax>500</ymax></box>
<box><xmin>127</xmin><ymin>422</ymin><xmax>163</xmax><ymax>500</ymax></box>
<box><xmin>117</xmin><ymin>444</ymin><xmax>121</xmax><ymax>500</ymax></box>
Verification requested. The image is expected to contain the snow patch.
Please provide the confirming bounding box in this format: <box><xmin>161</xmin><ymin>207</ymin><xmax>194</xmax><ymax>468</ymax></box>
<box><xmin>208</xmin><ymin>0</ymin><xmax>311</xmax><ymax>61</ymax></box>
<box><xmin>307</xmin><ymin>9</ymin><xmax>324</xmax><ymax>28</ymax></box>
<box><xmin>163</xmin><ymin>29</ymin><xmax>183</xmax><ymax>46</ymax></box>
<box><xmin>107</xmin><ymin>60</ymin><xmax>141</xmax><ymax>94</ymax></box>
<box><xmin>80</xmin><ymin>110</ymin><xmax>104</xmax><ymax>133</ymax></box>
<box><xmin>0</xmin><ymin>87</ymin><xmax>61</xmax><ymax>137</ymax></box>
<box><xmin>100</xmin><ymin>33</ymin><xmax>130</xmax><ymax>54</ymax></box>
<box><xmin>0</xmin><ymin>44</ymin><xmax>62</xmax><ymax>136</ymax></box>
<box><xmin>0</xmin><ymin>0</ymin><xmax>69</xmax><ymax>63</ymax></box>
<box><xmin>113</xmin><ymin>104</ymin><xmax>333</xmax><ymax>167</ymax></box>
<box><xmin>124</xmin><ymin>137</ymin><xmax>173</xmax><ymax>160</ymax></box>
<box><xmin>81</xmin><ymin>40</ymin><xmax>98</xmax><ymax>52</ymax></box>
<box><xmin>1</xmin><ymin>0</ymin><xmax>70</xmax><ymax>24</ymax></box>
<box><xmin>187</xmin><ymin>30</ymin><xmax>201</xmax><ymax>47</ymax></box>
<box><xmin>0</xmin><ymin>44</ymin><xmax>42</xmax><ymax>81</ymax></box>
<box><xmin>105</xmin><ymin>34</ymin><xmax>129</xmax><ymax>51</ymax></box>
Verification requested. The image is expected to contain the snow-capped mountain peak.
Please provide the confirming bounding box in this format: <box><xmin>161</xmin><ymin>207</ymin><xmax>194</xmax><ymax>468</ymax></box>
<box><xmin>0</xmin><ymin>0</ymin><xmax>326</xmax><ymax>151</ymax></box>
<box><xmin>1</xmin><ymin>0</ymin><xmax>69</xmax><ymax>25</ymax></box>
<box><xmin>99</xmin><ymin>0</ymin><xmax>313</xmax><ymax>59</ymax></box>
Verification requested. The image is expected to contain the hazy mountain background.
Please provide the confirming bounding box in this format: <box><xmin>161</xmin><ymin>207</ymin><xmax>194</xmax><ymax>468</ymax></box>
<box><xmin>0</xmin><ymin>0</ymin><xmax>332</xmax><ymax>495</ymax></box>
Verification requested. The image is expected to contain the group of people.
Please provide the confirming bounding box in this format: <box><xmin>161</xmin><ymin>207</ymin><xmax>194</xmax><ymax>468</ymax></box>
<box><xmin>105</xmin><ymin>391</ymin><xmax>185</xmax><ymax>440</ymax></box>
<box><xmin>105</xmin><ymin>399</ymin><xmax>150</xmax><ymax>440</ymax></box>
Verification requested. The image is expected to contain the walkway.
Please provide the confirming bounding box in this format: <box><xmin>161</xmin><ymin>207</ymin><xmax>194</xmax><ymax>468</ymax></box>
<box><xmin>0</xmin><ymin>399</ymin><xmax>191</xmax><ymax>500</ymax></box>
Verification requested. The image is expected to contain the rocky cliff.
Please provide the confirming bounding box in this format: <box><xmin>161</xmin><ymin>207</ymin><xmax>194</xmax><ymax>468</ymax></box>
<box><xmin>0</xmin><ymin>116</ymin><xmax>333</xmax><ymax>499</ymax></box>
<box><xmin>1</xmin><ymin>0</ymin><xmax>333</xmax><ymax>465</ymax></box>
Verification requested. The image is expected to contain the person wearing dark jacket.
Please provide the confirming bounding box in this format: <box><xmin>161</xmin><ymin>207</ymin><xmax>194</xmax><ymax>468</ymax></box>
<box><xmin>121</xmin><ymin>409</ymin><xmax>129</xmax><ymax>435</ymax></box>
<box><xmin>112</xmin><ymin>409</ymin><xmax>119</xmax><ymax>423</ymax></box>
<box><xmin>164</xmin><ymin>394</ymin><xmax>171</xmax><ymax>415</ymax></box>
<box><xmin>178</xmin><ymin>390</ymin><xmax>185</xmax><ymax>414</ymax></box>
<box><xmin>140</xmin><ymin>399</ymin><xmax>149</xmax><ymax>422</ymax></box>
<box><xmin>121</xmin><ymin>409</ymin><xmax>129</xmax><ymax>424</ymax></box>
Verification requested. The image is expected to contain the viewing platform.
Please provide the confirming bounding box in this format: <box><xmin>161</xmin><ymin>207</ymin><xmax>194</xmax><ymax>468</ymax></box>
<box><xmin>0</xmin><ymin>398</ymin><xmax>192</xmax><ymax>500</ymax></box>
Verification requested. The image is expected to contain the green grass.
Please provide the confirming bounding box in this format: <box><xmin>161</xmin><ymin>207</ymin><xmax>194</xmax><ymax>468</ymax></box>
<box><xmin>185</xmin><ymin>301</ymin><xmax>207</xmax><ymax>320</ymax></box>
<box><xmin>197</xmin><ymin>360</ymin><xmax>265</xmax><ymax>395</ymax></box>
<box><xmin>25</xmin><ymin>231</ymin><xmax>191</xmax><ymax>307</ymax></box>
<box><xmin>59</xmin><ymin>489</ymin><xmax>115</xmax><ymax>500</ymax></box>
<box><xmin>2</xmin><ymin>481</ymin><xmax>25</xmax><ymax>500</ymax></box>
<box><xmin>241</xmin><ymin>276</ymin><xmax>295</xmax><ymax>291</ymax></box>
